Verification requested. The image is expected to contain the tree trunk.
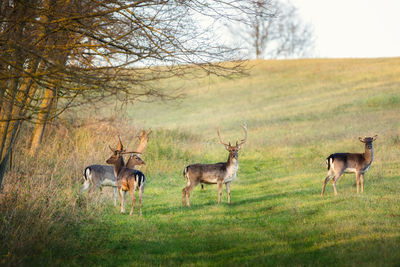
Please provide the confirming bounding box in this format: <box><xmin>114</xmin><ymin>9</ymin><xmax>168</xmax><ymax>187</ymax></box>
<box><xmin>0</xmin><ymin>120</ymin><xmax>21</xmax><ymax>190</ymax></box>
<box><xmin>29</xmin><ymin>88</ymin><xmax>57</xmax><ymax>155</ymax></box>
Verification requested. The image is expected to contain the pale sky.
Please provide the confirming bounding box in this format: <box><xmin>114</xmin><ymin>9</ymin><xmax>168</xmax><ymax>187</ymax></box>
<box><xmin>291</xmin><ymin>0</ymin><xmax>400</xmax><ymax>58</ymax></box>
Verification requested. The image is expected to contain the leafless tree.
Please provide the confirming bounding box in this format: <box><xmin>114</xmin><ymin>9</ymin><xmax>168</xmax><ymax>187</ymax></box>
<box><xmin>0</xmin><ymin>0</ymin><xmax>261</xmax><ymax>188</ymax></box>
<box><xmin>228</xmin><ymin>0</ymin><xmax>314</xmax><ymax>59</ymax></box>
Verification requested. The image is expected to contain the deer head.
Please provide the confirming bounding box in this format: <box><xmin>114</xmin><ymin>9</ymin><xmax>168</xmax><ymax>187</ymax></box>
<box><xmin>106</xmin><ymin>135</ymin><xmax>140</xmax><ymax>165</ymax></box>
<box><xmin>217</xmin><ymin>124</ymin><xmax>247</xmax><ymax>159</ymax></box>
<box><xmin>126</xmin><ymin>153</ymin><xmax>146</xmax><ymax>169</ymax></box>
<box><xmin>358</xmin><ymin>135</ymin><xmax>378</xmax><ymax>149</ymax></box>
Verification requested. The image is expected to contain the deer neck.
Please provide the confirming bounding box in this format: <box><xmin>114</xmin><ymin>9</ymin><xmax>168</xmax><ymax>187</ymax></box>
<box><xmin>364</xmin><ymin>143</ymin><xmax>373</xmax><ymax>164</ymax></box>
<box><xmin>114</xmin><ymin>156</ymin><xmax>125</xmax><ymax>177</ymax></box>
<box><xmin>227</xmin><ymin>154</ymin><xmax>238</xmax><ymax>168</ymax></box>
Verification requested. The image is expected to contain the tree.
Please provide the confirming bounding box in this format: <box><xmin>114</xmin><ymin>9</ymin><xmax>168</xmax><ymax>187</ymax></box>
<box><xmin>0</xmin><ymin>0</ymin><xmax>260</xmax><ymax>187</ymax></box>
<box><xmin>228</xmin><ymin>0</ymin><xmax>314</xmax><ymax>59</ymax></box>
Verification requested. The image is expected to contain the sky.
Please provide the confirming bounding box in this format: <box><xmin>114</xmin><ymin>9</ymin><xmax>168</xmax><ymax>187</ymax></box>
<box><xmin>290</xmin><ymin>0</ymin><xmax>400</xmax><ymax>58</ymax></box>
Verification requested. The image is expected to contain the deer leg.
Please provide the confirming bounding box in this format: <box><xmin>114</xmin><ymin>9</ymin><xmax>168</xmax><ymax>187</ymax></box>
<box><xmin>201</xmin><ymin>183</ymin><xmax>204</xmax><ymax>190</ymax></box>
<box><xmin>332</xmin><ymin>171</ymin><xmax>344</xmax><ymax>196</ymax></box>
<box><xmin>184</xmin><ymin>180</ymin><xmax>199</xmax><ymax>207</ymax></box>
<box><xmin>332</xmin><ymin>176</ymin><xmax>339</xmax><ymax>196</ymax></box>
<box><xmin>182</xmin><ymin>187</ymin><xmax>187</xmax><ymax>207</ymax></box>
<box><xmin>129</xmin><ymin>189</ymin><xmax>136</xmax><ymax>216</ymax></box>
<box><xmin>356</xmin><ymin>172</ymin><xmax>360</xmax><ymax>193</ymax></box>
<box><xmin>113</xmin><ymin>187</ymin><xmax>118</xmax><ymax>206</ymax></box>
<box><xmin>218</xmin><ymin>181</ymin><xmax>223</xmax><ymax>204</ymax></box>
<box><xmin>119</xmin><ymin>188</ymin><xmax>126</xmax><ymax>213</ymax></box>
<box><xmin>360</xmin><ymin>173</ymin><xmax>364</xmax><ymax>193</ymax></box>
<box><xmin>139</xmin><ymin>186</ymin><xmax>144</xmax><ymax>216</ymax></box>
<box><xmin>186</xmin><ymin>183</ymin><xmax>196</xmax><ymax>208</ymax></box>
<box><xmin>186</xmin><ymin>187</ymin><xmax>191</xmax><ymax>207</ymax></box>
<box><xmin>225</xmin><ymin>182</ymin><xmax>231</xmax><ymax>205</ymax></box>
<box><xmin>182</xmin><ymin>180</ymin><xmax>191</xmax><ymax>207</ymax></box>
<box><xmin>88</xmin><ymin>182</ymin><xmax>100</xmax><ymax>193</ymax></box>
<box><xmin>123</xmin><ymin>191</ymin><xmax>127</xmax><ymax>213</ymax></box>
<box><xmin>81</xmin><ymin>179</ymin><xmax>91</xmax><ymax>193</ymax></box>
<box><xmin>321</xmin><ymin>174</ymin><xmax>332</xmax><ymax>197</ymax></box>
<box><xmin>332</xmin><ymin>179</ymin><xmax>338</xmax><ymax>196</ymax></box>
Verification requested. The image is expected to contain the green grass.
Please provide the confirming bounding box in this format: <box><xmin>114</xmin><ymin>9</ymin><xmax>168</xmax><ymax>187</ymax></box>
<box><xmin>3</xmin><ymin>58</ymin><xmax>400</xmax><ymax>266</ymax></box>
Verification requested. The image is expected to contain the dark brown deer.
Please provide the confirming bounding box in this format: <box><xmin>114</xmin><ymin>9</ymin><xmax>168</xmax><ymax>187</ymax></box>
<box><xmin>321</xmin><ymin>135</ymin><xmax>377</xmax><ymax>197</ymax></box>
<box><xmin>106</xmin><ymin>137</ymin><xmax>146</xmax><ymax>216</ymax></box>
<box><xmin>182</xmin><ymin>124</ymin><xmax>247</xmax><ymax>207</ymax></box>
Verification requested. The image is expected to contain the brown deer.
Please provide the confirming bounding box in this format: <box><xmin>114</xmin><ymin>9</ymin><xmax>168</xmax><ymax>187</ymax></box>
<box><xmin>321</xmin><ymin>135</ymin><xmax>377</xmax><ymax>197</ymax></box>
<box><xmin>81</xmin><ymin>131</ymin><xmax>149</xmax><ymax>205</ymax></box>
<box><xmin>81</xmin><ymin>154</ymin><xmax>145</xmax><ymax>206</ymax></box>
<box><xmin>182</xmin><ymin>124</ymin><xmax>247</xmax><ymax>207</ymax></box>
<box><xmin>126</xmin><ymin>154</ymin><xmax>146</xmax><ymax>169</ymax></box>
<box><xmin>106</xmin><ymin>137</ymin><xmax>146</xmax><ymax>216</ymax></box>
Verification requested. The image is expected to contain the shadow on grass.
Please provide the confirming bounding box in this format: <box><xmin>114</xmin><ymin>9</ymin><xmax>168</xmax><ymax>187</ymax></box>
<box><xmin>30</xmin><ymin>211</ymin><xmax>400</xmax><ymax>266</ymax></box>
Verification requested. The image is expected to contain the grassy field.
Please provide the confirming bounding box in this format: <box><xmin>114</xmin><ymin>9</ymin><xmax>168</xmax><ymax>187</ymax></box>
<box><xmin>1</xmin><ymin>58</ymin><xmax>400</xmax><ymax>266</ymax></box>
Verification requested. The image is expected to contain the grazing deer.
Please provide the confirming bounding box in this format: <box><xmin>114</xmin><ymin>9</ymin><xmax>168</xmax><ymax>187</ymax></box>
<box><xmin>321</xmin><ymin>135</ymin><xmax>377</xmax><ymax>197</ymax></box>
<box><xmin>182</xmin><ymin>124</ymin><xmax>247</xmax><ymax>207</ymax></box>
<box><xmin>81</xmin><ymin>131</ymin><xmax>149</xmax><ymax>205</ymax></box>
<box><xmin>106</xmin><ymin>138</ymin><xmax>146</xmax><ymax>216</ymax></box>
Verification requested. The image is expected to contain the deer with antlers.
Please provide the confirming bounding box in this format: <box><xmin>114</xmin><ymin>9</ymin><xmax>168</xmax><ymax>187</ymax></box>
<box><xmin>106</xmin><ymin>136</ymin><xmax>146</xmax><ymax>216</ymax></box>
<box><xmin>182</xmin><ymin>124</ymin><xmax>247</xmax><ymax>207</ymax></box>
<box><xmin>81</xmin><ymin>130</ymin><xmax>150</xmax><ymax>206</ymax></box>
<box><xmin>321</xmin><ymin>135</ymin><xmax>377</xmax><ymax>197</ymax></box>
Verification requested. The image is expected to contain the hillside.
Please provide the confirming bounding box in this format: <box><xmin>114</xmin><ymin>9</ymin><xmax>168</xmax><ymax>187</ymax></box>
<box><xmin>2</xmin><ymin>58</ymin><xmax>400</xmax><ymax>266</ymax></box>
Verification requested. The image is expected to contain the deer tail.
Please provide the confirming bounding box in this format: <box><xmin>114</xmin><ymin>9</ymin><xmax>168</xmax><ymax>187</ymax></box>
<box><xmin>183</xmin><ymin>166</ymin><xmax>189</xmax><ymax>180</ymax></box>
<box><xmin>83</xmin><ymin>167</ymin><xmax>91</xmax><ymax>181</ymax></box>
<box><xmin>326</xmin><ymin>156</ymin><xmax>333</xmax><ymax>170</ymax></box>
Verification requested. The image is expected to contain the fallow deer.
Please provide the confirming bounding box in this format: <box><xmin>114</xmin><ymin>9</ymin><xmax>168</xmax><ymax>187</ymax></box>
<box><xmin>321</xmin><ymin>135</ymin><xmax>377</xmax><ymax>197</ymax></box>
<box><xmin>81</xmin><ymin>131</ymin><xmax>149</xmax><ymax>205</ymax></box>
<box><xmin>106</xmin><ymin>137</ymin><xmax>146</xmax><ymax>216</ymax></box>
<box><xmin>182</xmin><ymin>124</ymin><xmax>247</xmax><ymax>207</ymax></box>
<box><xmin>81</xmin><ymin>155</ymin><xmax>145</xmax><ymax>205</ymax></box>
<box><xmin>126</xmin><ymin>154</ymin><xmax>146</xmax><ymax>169</ymax></box>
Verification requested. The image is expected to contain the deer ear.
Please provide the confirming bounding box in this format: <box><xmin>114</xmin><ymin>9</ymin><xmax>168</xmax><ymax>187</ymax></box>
<box><xmin>358</xmin><ymin>137</ymin><xmax>365</xmax><ymax>143</ymax></box>
<box><xmin>372</xmin><ymin>135</ymin><xmax>378</xmax><ymax>141</ymax></box>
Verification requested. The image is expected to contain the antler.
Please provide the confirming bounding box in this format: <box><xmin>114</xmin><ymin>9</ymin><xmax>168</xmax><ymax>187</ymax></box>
<box><xmin>109</xmin><ymin>135</ymin><xmax>126</xmax><ymax>152</ymax></box>
<box><xmin>135</xmin><ymin>129</ymin><xmax>152</xmax><ymax>154</ymax></box>
<box><xmin>217</xmin><ymin>128</ymin><xmax>230</xmax><ymax>147</ymax></box>
<box><xmin>120</xmin><ymin>151</ymin><xmax>142</xmax><ymax>155</ymax></box>
<box><xmin>117</xmin><ymin>135</ymin><xmax>124</xmax><ymax>151</ymax></box>
<box><xmin>237</xmin><ymin>124</ymin><xmax>247</xmax><ymax>147</ymax></box>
